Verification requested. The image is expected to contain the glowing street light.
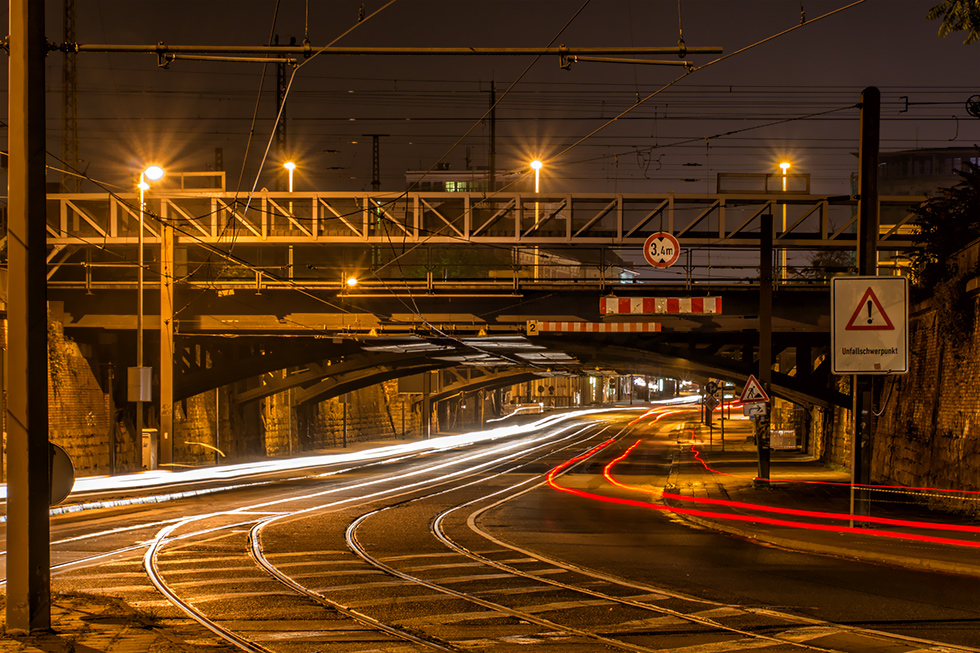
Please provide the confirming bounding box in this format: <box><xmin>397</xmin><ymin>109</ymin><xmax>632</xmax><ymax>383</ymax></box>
<box><xmin>346</xmin><ymin>275</ymin><xmax>358</xmax><ymax>288</ymax></box>
<box><xmin>284</xmin><ymin>161</ymin><xmax>296</xmax><ymax>192</ymax></box>
<box><xmin>136</xmin><ymin>165</ymin><xmax>164</xmax><ymax>463</ymax></box>
<box><xmin>530</xmin><ymin>159</ymin><xmax>543</xmax><ymax>193</ymax></box>
<box><xmin>530</xmin><ymin>159</ymin><xmax>544</xmax><ymax>279</ymax></box>
<box><xmin>779</xmin><ymin>161</ymin><xmax>790</xmax><ymax>280</ymax></box>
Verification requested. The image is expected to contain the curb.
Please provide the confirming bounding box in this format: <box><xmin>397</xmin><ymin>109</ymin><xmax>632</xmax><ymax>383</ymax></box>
<box><xmin>665</xmin><ymin>451</ymin><xmax>980</xmax><ymax>579</ymax></box>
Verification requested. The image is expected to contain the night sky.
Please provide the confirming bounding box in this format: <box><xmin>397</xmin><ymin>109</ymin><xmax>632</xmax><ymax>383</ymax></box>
<box><xmin>3</xmin><ymin>0</ymin><xmax>979</xmax><ymax>195</ymax></box>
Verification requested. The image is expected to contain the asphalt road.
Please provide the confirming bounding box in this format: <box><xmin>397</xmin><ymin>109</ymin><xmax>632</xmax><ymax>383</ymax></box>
<box><xmin>3</xmin><ymin>406</ymin><xmax>978</xmax><ymax>652</ymax></box>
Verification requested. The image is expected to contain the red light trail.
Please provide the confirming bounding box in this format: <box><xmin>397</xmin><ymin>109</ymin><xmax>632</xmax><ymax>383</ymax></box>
<box><xmin>546</xmin><ymin>435</ymin><xmax>980</xmax><ymax>550</ymax></box>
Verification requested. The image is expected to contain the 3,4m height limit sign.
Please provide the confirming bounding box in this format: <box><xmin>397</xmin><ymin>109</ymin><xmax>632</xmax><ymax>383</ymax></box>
<box><xmin>643</xmin><ymin>232</ymin><xmax>680</xmax><ymax>268</ymax></box>
<box><xmin>831</xmin><ymin>276</ymin><xmax>908</xmax><ymax>374</ymax></box>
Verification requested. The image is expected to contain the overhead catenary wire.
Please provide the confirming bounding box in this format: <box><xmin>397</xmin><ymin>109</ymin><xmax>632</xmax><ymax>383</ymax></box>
<box><xmin>40</xmin><ymin>3</ymin><xmax>888</xmax><ymax>334</ymax></box>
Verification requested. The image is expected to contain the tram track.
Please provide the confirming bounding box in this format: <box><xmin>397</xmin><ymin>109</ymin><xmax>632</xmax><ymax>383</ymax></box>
<box><xmin>36</xmin><ymin>408</ymin><xmax>980</xmax><ymax>652</ymax></box>
<box><xmin>137</xmin><ymin>420</ymin><xmax>612</xmax><ymax>651</ymax></box>
<box><xmin>341</xmin><ymin>428</ymin><xmax>843</xmax><ymax>652</ymax></box>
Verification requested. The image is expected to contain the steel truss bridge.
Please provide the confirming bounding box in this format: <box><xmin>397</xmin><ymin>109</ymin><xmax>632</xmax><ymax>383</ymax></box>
<box><xmin>45</xmin><ymin>188</ymin><xmax>922</xmax><ymax>247</ymax></box>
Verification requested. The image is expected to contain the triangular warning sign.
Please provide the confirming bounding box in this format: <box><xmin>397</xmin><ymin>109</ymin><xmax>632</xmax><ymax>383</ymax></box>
<box><xmin>739</xmin><ymin>374</ymin><xmax>770</xmax><ymax>403</ymax></box>
<box><xmin>845</xmin><ymin>287</ymin><xmax>895</xmax><ymax>331</ymax></box>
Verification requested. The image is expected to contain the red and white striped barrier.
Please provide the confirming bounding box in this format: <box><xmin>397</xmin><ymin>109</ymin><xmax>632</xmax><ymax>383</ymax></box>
<box><xmin>528</xmin><ymin>321</ymin><xmax>661</xmax><ymax>335</ymax></box>
<box><xmin>599</xmin><ymin>296</ymin><xmax>722</xmax><ymax>315</ymax></box>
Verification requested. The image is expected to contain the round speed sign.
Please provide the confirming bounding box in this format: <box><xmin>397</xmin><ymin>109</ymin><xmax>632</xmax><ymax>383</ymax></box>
<box><xmin>643</xmin><ymin>232</ymin><xmax>680</xmax><ymax>268</ymax></box>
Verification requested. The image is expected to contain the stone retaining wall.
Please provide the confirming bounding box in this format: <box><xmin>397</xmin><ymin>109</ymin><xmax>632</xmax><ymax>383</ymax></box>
<box><xmin>871</xmin><ymin>295</ymin><xmax>980</xmax><ymax>515</ymax></box>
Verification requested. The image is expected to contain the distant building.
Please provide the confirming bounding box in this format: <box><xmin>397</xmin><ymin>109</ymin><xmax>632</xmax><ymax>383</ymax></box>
<box><xmin>878</xmin><ymin>147</ymin><xmax>980</xmax><ymax>196</ymax></box>
<box><xmin>403</xmin><ymin>164</ymin><xmax>635</xmax><ymax>282</ymax></box>
<box><xmin>405</xmin><ymin>164</ymin><xmax>527</xmax><ymax>193</ymax></box>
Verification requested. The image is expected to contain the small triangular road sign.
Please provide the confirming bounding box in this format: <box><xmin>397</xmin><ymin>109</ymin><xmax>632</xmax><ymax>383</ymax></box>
<box><xmin>739</xmin><ymin>374</ymin><xmax>770</xmax><ymax>404</ymax></box>
<box><xmin>845</xmin><ymin>287</ymin><xmax>895</xmax><ymax>331</ymax></box>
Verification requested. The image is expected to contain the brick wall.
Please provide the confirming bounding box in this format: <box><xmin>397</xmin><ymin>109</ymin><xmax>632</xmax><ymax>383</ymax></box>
<box><xmin>810</xmin><ymin>375</ymin><xmax>852</xmax><ymax>469</ymax></box>
<box><xmin>169</xmin><ymin>380</ymin><xmax>409</xmax><ymax>467</ymax></box>
<box><xmin>46</xmin><ymin>321</ymin><xmax>118</xmax><ymax>475</ymax></box>
<box><xmin>872</xmin><ymin>295</ymin><xmax>980</xmax><ymax>514</ymax></box>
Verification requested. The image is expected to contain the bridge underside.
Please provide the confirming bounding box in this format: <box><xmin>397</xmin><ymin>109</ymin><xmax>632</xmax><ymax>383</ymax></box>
<box><xmin>58</xmin><ymin>281</ymin><xmax>845</xmax><ymax>412</ymax></box>
<box><xmin>43</xmin><ymin>187</ymin><xmax>914</xmax><ymax>417</ymax></box>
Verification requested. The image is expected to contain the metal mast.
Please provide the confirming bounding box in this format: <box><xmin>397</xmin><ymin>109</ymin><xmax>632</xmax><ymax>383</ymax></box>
<box><xmin>61</xmin><ymin>0</ymin><xmax>80</xmax><ymax>192</ymax></box>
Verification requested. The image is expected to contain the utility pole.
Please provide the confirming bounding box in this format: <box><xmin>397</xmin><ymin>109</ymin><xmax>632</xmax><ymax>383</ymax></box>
<box><xmin>275</xmin><ymin>36</ymin><xmax>292</xmax><ymax>191</ymax></box>
<box><xmin>756</xmin><ymin>213</ymin><xmax>773</xmax><ymax>487</ymax></box>
<box><xmin>363</xmin><ymin>134</ymin><xmax>388</xmax><ymax>191</ymax></box>
<box><xmin>853</xmin><ymin>86</ymin><xmax>880</xmax><ymax>521</ymax></box>
<box><xmin>62</xmin><ymin>0</ymin><xmax>80</xmax><ymax>192</ymax></box>
<box><xmin>7</xmin><ymin>0</ymin><xmax>52</xmax><ymax>632</ymax></box>
<box><xmin>489</xmin><ymin>80</ymin><xmax>496</xmax><ymax>191</ymax></box>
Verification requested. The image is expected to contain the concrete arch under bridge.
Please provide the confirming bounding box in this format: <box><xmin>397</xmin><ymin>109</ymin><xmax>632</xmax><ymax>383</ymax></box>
<box><xmin>166</xmin><ymin>327</ymin><xmax>844</xmax><ymax>412</ymax></box>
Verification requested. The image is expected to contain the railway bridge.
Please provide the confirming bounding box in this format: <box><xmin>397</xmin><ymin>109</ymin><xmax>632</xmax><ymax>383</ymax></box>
<box><xmin>33</xmin><ymin>185</ymin><xmax>923</xmax><ymax>463</ymax></box>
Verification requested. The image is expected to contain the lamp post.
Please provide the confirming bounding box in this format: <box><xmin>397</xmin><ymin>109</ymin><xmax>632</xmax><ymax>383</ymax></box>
<box><xmin>530</xmin><ymin>159</ymin><xmax>543</xmax><ymax>280</ymax></box>
<box><xmin>136</xmin><ymin>165</ymin><xmax>163</xmax><ymax>466</ymax></box>
<box><xmin>530</xmin><ymin>159</ymin><xmax>542</xmax><ymax>193</ymax></box>
<box><xmin>284</xmin><ymin>162</ymin><xmax>296</xmax><ymax>278</ymax></box>
<box><xmin>779</xmin><ymin>161</ymin><xmax>790</xmax><ymax>281</ymax></box>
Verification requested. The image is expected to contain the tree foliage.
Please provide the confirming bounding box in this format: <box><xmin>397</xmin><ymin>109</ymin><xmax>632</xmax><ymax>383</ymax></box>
<box><xmin>928</xmin><ymin>0</ymin><xmax>980</xmax><ymax>44</ymax></box>
<box><xmin>911</xmin><ymin>158</ymin><xmax>980</xmax><ymax>286</ymax></box>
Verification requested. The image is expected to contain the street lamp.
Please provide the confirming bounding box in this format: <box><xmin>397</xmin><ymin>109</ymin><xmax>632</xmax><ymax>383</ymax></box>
<box><xmin>530</xmin><ymin>159</ymin><xmax>543</xmax><ymax>193</ymax></box>
<box><xmin>283</xmin><ymin>161</ymin><xmax>297</xmax><ymax>222</ymax></box>
<box><xmin>530</xmin><ymin>159</ymin><xmax>543</xmax><ymax>279</ymax></box>
<box><xmin>779</xmin><ymin>161</ymin><xmax>790</xmax><ymax>281</ymax></box>
<box><xmin>136</xmin><ymin>165</ymin><xmax>163</xmax><ymax>466</ymax></box>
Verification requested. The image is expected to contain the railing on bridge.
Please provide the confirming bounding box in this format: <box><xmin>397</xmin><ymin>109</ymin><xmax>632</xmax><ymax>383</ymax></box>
<box><xmin>45</xmin><ymin>190</ymin><xmax>922</xmax><ymax>248</ymax></box>
<box><xmin>36</xmin><ymin>190</ymin><xmax>923</xmax><ymax>292</ymax></box>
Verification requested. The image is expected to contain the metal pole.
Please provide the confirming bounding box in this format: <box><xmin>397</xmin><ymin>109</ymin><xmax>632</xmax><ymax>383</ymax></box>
<box><xmin>159</xmin><ymin>218</ymin><xmax>174</xmax><ymax>467</ymax></box>
<box><xmin>422</xmin><ymin>372</ymin><xmax>432</xmax><ymax>439</ymax></box>
<box><xmin>106</xmin><ymin>363</ymin><xmax>115</xmax><ymax>474</ymax></box>
<box><xmin>756</xmin><ymin>213</ymin><xmax>773</xmax><ymax>487</ymax></box>
<box><xmin>489</xmin><ymin>80</ymin><xmax>496</xmax><ymax>191</ymax></box>
<box><xmin>7</xmin><ymin>0</ymin><xmax>52</xmax><ymax>632</ymax></box>
<box><xmin>215</xmin><ymin>388</ymin><xmax>220</xmax><ymax>465</ymax></box>
<box><xmin>136</xmin><ymin>174</ymin><xmax>145</xmax><ymax>464</ymax></box>
<box><xmin>781</xmin><ymin>171</ymin><xmax>788</xmax><ymax>282</ymax></box>
<box><xmin>852</xmin><ymin>86</ymin><xmax>881</xmax><ymax>524</ymax></box>
<box><xmin>342</xmin><ymin>395</ymin><xmax>348</xmax><ymax>448</ymax></box>
<box><xmin>720</xmin><ymin>383</ymin><xmax>726</xmax><ymax>452</ymax></box>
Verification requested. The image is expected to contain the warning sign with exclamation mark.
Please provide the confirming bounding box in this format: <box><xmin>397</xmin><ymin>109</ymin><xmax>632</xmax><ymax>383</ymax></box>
<box><xmin>844</xmin><ymin>288</ymin><xmax>895</xmax><ymax>331</ymax></box>
<box><xmin>831</xmin><ymin>276</ymin><xmax>908</xmax><ymax>375</ymax></box>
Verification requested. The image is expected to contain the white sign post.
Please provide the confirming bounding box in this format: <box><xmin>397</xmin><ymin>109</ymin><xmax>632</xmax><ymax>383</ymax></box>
<box><xmin>831</xmin><ymin>276</ymin><xmax>908</xmax><ymax>374</ymax></box>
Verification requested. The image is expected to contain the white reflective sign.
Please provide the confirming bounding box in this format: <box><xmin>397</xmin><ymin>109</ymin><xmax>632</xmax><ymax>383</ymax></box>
<box><xmin>831</xmin><ymin>276</ymin><xmax>908</xmax><ymax>374</ymax></box>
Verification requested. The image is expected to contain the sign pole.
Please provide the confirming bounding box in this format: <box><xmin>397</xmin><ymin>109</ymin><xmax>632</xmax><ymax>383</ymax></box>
<box><xmin>756</xmin><ymin>213</ymin><xmax>773</xmax><ymax>488</ymax></box>
<box><xmin>720</xmin><ymin>385</ymin><xmax>726</xmax><ymax>452</ymax></box>
<box><xmin>852</xmin><ymin>86</ymin><xmax>881</xmax><ymax>525</ymax></box>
